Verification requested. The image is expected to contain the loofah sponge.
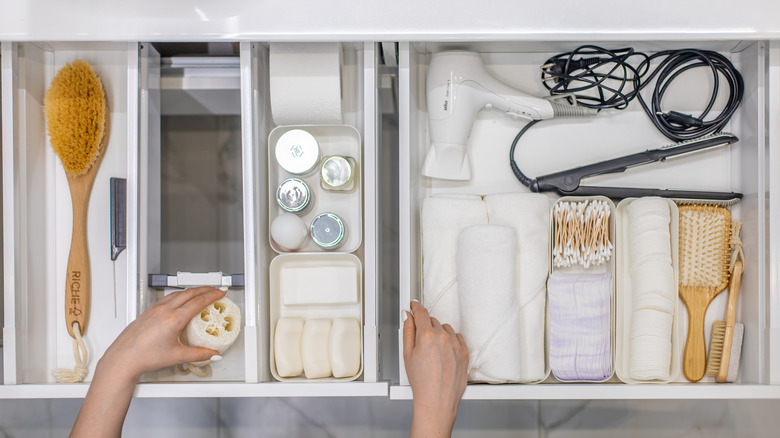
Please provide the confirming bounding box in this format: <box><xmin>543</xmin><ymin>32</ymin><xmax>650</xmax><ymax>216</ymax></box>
<box><xmin>184</xmin><ymin>297</ymin><xmax>242</xmax><ymax>367</ymax></box>
<box><xmin>44</xmin><ymin>60</ymin><xmax>106</xmax><ymax>176</ymax></box>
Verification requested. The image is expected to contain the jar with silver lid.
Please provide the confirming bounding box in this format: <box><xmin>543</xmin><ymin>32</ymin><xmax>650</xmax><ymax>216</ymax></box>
<box><xmin>310</xmin><ymin>212</ymin><xmax>346</xmax><ymax>250</ymax></box>
<box><xmin>276</xmin><ymin>178</ymin><xmax>312</xmax><ymax>214</ymax></box>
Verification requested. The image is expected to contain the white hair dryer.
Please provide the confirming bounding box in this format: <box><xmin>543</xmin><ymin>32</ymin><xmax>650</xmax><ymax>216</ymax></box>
<box><xmin>423</xmin><ymin>51</ymin><xmax>597</xmax><ymax>180</ymax></box>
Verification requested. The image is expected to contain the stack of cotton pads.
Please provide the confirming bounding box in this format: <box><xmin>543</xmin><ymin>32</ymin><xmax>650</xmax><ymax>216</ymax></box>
<box><xmin>626</xmin><ymin>198</ymin><xmax>676</xmax><ymax>381</ymax></box>
<box><xmin>548</xmin><ymin>271</ymin><xmax>613</xmax><ymax>381</ymax></box>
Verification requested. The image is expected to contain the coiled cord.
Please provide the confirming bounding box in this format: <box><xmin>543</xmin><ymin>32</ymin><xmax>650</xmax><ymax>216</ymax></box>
<box><xmin>634</xmin><ymin>49</ymin><xmax>744</xmax><ymax>141</ymax></box>
<box><xmin>540</xmin><ymin>46</ymin><xmax>744</xmax><ymax>142</ymax></box>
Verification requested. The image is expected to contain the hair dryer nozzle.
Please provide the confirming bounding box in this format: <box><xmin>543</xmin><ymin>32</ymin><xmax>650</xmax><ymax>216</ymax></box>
<box><xmin>549</xmin><ymin>101</ymin><xmax>599</xmax><ymax>117</ymax></box>
<box><xmin>421</xmin><ymin>142</ymin><xmax>471</xmax><ymax>180</ymax></box>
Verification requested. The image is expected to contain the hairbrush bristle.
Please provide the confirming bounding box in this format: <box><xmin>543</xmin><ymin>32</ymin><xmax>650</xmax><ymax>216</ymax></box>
<box><xmin>44</xmin><ymin>60</ymin><xmax>106</xmax><ymax>176</ymax></box>
<box><xmin>706</xmin><ymin>320</ymin><xmax>726</xmax><ymax>377</ymax></box>
<box><xmin>679</xmin><ymin>205</ymin><xmax>731</xmax><ymax>288</ymax></box>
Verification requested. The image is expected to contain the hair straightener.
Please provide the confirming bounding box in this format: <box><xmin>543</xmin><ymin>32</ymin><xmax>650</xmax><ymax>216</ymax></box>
<box><xmin>511</xmin><ymin>130</ymin><xmax>742</xmax><ymax>200</ymax></box>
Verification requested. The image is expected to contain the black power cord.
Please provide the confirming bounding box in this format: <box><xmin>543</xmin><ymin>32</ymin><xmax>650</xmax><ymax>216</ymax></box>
<box><xmin>634</xmin><ymin>49</ymin><xmax>744</xmax><ymax>141</ymax></box>
<box><xmin>541</xmin><ymin>45</ymin><xmax>649</xmax><ymax>111</ymax></box>
<box><xmin>540</xmin><ymin>45</ymin><xmax>744</xmax><ymax>142</ymax></box>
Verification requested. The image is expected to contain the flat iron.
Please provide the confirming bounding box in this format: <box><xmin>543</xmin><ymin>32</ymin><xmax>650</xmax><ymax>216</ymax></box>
<box><xmin>512</xmin><ymin>130</ymin><xmax>742</xmax><ymax>200</ymax></box>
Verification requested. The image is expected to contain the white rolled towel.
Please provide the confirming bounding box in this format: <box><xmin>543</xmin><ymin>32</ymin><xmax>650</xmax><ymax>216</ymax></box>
<box><xmin>422</xmin><ymin>194</ymin><xmax>488</xmax><ymax>332</ymax></box>
<box><xmin>457</xmin><ymin>225</ymin><xmax>522</xmax><ymax>383</ymax></box>
<box><xmin>484</xmin><ymin>193</ymin><xmax>550</xmax><ymax>382</ymax></box>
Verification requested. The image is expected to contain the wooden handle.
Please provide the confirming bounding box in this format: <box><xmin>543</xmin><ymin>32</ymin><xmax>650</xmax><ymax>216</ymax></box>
<box><xmin>681</xmin><ymin>286</ymin><xmax>711</xmax><ymax>382</ymax></box>
<box><xmin>65</xmin><ymin>173</ymin><xmax>97</xmax><ymax>338</ymax></box>
<box><xmin>717</xmin><ymin>260</ymin><xmax>743</xmax><ymax>383</ymax></box>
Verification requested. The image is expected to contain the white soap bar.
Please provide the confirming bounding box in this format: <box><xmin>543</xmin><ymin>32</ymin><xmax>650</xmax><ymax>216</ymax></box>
<box><xmin>281</xmin><ymin>266</ymin><xmax>358</xmax><ymax>305</ymax></box>
<box><xmin>330</xmin><ymin>318</ymin><xmax>361</xmax><ymax>378</ymax></box>
<box><xmin>274</xmin><ymin>317</ymin><xmax>305</xmax><ymax>377</ymax></box>
<box><xmin>302</xmin><ymin>319</ymin><xmax>333</xmax><ymax>379</ymax></box>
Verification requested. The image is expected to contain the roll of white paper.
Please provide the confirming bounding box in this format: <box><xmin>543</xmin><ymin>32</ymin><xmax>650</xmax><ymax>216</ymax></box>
<box><xmin>270</xmin><ymin>42</ymin><xmax>343</xmax><ymax>125</ymax></box>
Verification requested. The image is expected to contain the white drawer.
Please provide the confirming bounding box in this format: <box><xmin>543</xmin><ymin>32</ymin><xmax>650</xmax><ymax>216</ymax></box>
<box><xmin>0</xmin><ymin>41</ymin><xmax>387</xmax><ymax>398</ymax></box>
<box><xmin>392</xmin><ymin>40</ymin><xmax>780</xmax><ymax>399</ymax></box>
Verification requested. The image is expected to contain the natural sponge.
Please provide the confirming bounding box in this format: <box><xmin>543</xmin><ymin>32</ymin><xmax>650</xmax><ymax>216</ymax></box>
<box><xmin>44</xmin><ymin>60</ymin><xmax>107</xmax><ymax>176</ymax></box>
<box><xmin>185</xmin><ymin>296</ymin><xmax>242</xmax><ymax>366</ymax></box>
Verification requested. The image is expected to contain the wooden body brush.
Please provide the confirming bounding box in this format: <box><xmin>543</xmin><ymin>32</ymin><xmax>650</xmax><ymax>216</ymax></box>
<box><xmin>678</xmin><ymin>205</ymin><xmax>731</xmax><ymax>382</ymax></box>
<box><xmin>44</xmin><ymin>60</ymin><xmax>109</xmax><ymax>382</ymax></box>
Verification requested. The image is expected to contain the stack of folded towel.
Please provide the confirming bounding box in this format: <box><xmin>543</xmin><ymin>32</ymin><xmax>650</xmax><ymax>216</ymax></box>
<box><xmin>422</xmin><ymin>193</ymin><xmax>549</xmax><ymax>383</ymax></box>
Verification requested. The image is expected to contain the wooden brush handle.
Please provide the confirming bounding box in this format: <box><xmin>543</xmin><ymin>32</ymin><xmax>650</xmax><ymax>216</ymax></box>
<box><xmin>682</xmin><ymin>287</ymin><xmax>711</xmax><ymax>382</ymax></box>
<box><xmin>65</xmin><ymin>173</ymin><xmax>96</xmax><ymax>338</ymax></box>
<box><xmin>717</xmin><ymin>260</ymin><xmax>743</xmax><ymax>383</ymax></box>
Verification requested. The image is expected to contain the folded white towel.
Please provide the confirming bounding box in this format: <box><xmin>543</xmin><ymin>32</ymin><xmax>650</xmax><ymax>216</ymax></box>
<box><xmin>457</xmin><ymin>225</ymin><xmax>523</xmax><ymax>383</ymax></box>
<box><xmin>422</xmin><ymin>194</ymin><xmax>488</xmax><ymax>332</ymax></box>
<box><xmin>484</xmin><ymin>193</ymin><xmax>550</xmax><ymax>382</ymax></box>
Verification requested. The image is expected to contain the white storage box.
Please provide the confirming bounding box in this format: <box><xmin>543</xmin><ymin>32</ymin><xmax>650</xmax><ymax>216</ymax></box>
<box><xmin>393</xmin><ymin>40</ymin><xmax>780</xmax><ymax>400</ymax></box>
<box><xmin>1</xmin><ymin>41</ymin><xmax>386</xmax><ymax>398</ymax></box>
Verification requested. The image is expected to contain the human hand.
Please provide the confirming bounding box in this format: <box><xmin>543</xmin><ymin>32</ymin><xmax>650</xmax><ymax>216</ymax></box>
<box><xmin>98</xmin><ymin>287</ymin><xmax>227</xmax><ymax>382</ymax></box>
<box><xmin>403</xmin><ymin>300</ymin><xmax>469</xmax><ymax>438</ymax></box>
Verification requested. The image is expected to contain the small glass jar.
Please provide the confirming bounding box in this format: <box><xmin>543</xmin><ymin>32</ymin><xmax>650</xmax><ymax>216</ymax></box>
<box><xmin>276</xmin><ymin>178</ymin><xmax>312</xmax><ymax>214</ymax></box>
<box><xmin>275</xmin><ymin>129</ymin><xmax>320</xmax><ymax>175</ymax></box>
<box><xmin>310</xmin><ymin>212</ymin><xmax>346</xmax><ymax>250</ymax></box>
<box><xmin>320</xmin><ymin>155</ymin><xmax>357</xmax><ymax>192</ymax></box>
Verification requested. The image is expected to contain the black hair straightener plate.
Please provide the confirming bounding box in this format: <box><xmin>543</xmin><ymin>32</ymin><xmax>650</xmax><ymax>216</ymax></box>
<box><xmin>525</xmin><ymin>132</ymin><xmax>742</xmax><ymax>200</ymax></box>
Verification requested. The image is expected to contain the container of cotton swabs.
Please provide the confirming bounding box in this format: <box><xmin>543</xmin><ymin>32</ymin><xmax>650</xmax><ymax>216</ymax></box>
<box><xmin>548</xmin><ymin>196</ymin><xmax>615</xmax><ymax>382</ymax></box>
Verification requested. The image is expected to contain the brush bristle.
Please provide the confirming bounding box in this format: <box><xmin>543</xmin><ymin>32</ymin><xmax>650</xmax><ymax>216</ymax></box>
<box><xmin>706</xmin><ymin>320</ymin><xmax>727</xmax><ymax>377</ymax></box>
<box><xmin>44</xmin><ymin>60</ymin><xmax>106</xmax><ymax>176</ymax></box>
<box><xmin>678</xmin><ymin>206</ymin><xmax>732</xmax><ymax>288</ymax></box>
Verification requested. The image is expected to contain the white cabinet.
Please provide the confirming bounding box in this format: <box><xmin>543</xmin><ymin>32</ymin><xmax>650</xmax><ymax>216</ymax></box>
<box><xmin>0</xmin><ymin>41</ymin><xmax>387</xmax><ymax>398</ymax></box>
<box><xmin>392</xmin><ymin>40</ymin><xmax>780</xmax><ymax>399</ymax></box>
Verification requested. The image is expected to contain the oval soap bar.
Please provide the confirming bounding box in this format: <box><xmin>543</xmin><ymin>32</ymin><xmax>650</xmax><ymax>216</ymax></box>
<box><xmin>302</xmin><ymin>319</ymin><xmax>332</xmax><ymax>379</ymax></box>
<box><xmin>274</xmin><ymin>317</ymin><xmax>305</xmax><ymax>377</ymax></box>
<box><xmin>330</xmin><ymin>318</ymin><xmax>361</xmax><ymax>378</ymax></box>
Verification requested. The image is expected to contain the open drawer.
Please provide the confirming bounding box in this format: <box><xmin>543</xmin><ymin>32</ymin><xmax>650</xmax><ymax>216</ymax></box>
<box><xmin>392</xmin><ymin>40</ymin><xmax>780</xmax><ymax>400</ymax></box>
<box><xmin>1</xmin><ymin>41</ymin><xmax>386</xmax><ymax>398</ymax></box>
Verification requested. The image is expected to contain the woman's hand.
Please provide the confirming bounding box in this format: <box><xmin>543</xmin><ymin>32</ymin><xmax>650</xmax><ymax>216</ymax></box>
<box><xmin>403</xmin><ymin>300</ymin><xmax>469</xmax><ymax>438</ymax></box>
<box><xmin>71</xmin><ymin>287</ymin><xmax>226</xmax><ymax>438</ymax></box>
<box><xmin>99</xmin><ymin>286</ymin><xmax>227</xmax><ymax>381</ymax></box>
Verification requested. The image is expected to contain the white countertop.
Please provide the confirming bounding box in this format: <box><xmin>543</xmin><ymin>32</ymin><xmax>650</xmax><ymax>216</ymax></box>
<box><xmin>1</xmin><ymin>0</ymin><xmax>778</xmax><ymax>41</ymax></box>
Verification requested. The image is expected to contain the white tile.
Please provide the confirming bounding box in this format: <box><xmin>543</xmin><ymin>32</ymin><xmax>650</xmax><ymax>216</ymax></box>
<box><xmin>0</xmin><ymin>399</ymin><xmax>81</xmax><ymax>437</ymax></box>
<box><xmin>453</xmin><ymin>400</ymin><xmax>540</xmax><ymax>438</ymax></box>
<box><xmin>541</xmin><ymin>399</ymin><xmax>780</xmax><ymax>438</ymax></box>
<box><xmin>122</xmin><ymin>398</ymin><xmax>218</xmax><ymax>438</ymax></box>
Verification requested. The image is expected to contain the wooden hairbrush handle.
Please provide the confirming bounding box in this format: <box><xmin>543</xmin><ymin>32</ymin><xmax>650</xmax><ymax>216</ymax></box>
<box><xmin>65</xmin><ymin>172</ymin><xmax>97</xmax><ymax>338</ymax></box>
<box><xmin>681</xmin><ymin>285</ymin><xmax>722</xmax><ymax>382</ymax></box>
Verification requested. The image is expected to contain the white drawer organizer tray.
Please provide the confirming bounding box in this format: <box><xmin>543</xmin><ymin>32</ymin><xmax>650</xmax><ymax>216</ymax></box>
<box><xmin>0</xmin><ymin>41</ymin><xmax>386</xmax><ymax>398</ymax></box>
<box><xmin>394</xmin><ymin>40</ymin><xmax>780</xmax><ymax>400</ymax></box>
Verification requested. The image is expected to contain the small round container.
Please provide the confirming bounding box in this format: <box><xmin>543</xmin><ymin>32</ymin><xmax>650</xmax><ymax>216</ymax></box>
<box><xmin>310</xmin><ymin>212</ymin><xmax>346</xmax><ymax>250</ymax></box>
<box><xmin>276</xmin><ymin>178</ymin><xmax>312</xmax><ymax>213</ymax></box>
<box><xmin>275</xmin><ymin>129</ymin><xmax>320</xmax><ymax>175</ymax></box>
<box><xmin>321</xmin><ymin>156</ymin><xmax>353</xmax><ymax>189</ymax></box>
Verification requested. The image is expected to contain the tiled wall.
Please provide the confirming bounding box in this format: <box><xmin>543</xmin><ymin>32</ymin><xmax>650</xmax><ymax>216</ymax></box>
<box><xmin>2</xmin><ymin>398</ymin><xmax>780</xmax><ymax>437</ymax></box>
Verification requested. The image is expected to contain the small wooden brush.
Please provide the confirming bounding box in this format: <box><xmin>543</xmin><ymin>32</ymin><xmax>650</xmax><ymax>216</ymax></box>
<box><xmin>706</xmin><ymin>259</ymin><xmax>744</xmax><ymax>383</ymax></box>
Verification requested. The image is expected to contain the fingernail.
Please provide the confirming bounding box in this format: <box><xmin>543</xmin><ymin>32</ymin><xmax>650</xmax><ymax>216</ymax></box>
<box><xmin>210</xmin><ymin>355</ymin><xmax>223</xmax><ymax>362</ymax></box>
<box><xmin>402</xmin><ymin>310</ymin><xmax>409</xmax><ymax>322</ymax></box>
<box><xmin>410</xmin><ymin>299</ymin><xmax>420</xmax><ymax>303</ymax></box>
